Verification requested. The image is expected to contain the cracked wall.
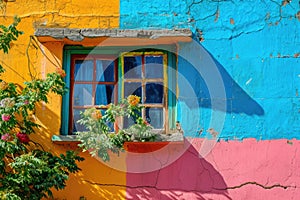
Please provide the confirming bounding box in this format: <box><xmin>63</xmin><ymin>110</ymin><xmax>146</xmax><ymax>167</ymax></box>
<box><xmin>1</xmin><ymin>0</ymin><xmax>300</xmax><ymax>199</ymax></box>
<box><xmin>120</xmin><ymin>0</ymin><xmax>300</xmax><ymax>200</ymax></box>
<box><xmin>121</xmin><ymin>0</ymin><xmax>300</xmax><ymax>140</ymax></box>
<box><xmin>125</xmin><ymin>139</ymin><xmax>300</xmax><ymax>199</ymax></box>
<box><xmin>0</xmin><ymin>1</ymin><xmax>126</xmax><ymax>200</ymax></box>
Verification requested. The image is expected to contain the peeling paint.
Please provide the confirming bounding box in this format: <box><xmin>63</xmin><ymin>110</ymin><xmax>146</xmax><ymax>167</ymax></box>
<box><xmin>297</xmin><ymin>11</ymin><xmax>300</xmax><ymax>21</ymax></box>
<box><xmin>245</xmin><ymin>78</ymin><xmax>252</xmax><ymax>85</ymax></box>
<box><xmin>214</xmin><ymin>8</ymin><xmax>219</xmax><ymax>22</ymax></box>
<box><xmin>1</xmin><ymin>0</ymin><xmax>299</xmax><ymax>199</ymax></box>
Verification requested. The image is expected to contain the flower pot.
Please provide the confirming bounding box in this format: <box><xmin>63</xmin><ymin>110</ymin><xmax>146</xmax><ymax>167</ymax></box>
<box><xmin>123</xmin><ymin>141</ymin><xmax>170</xmax><ymax>153</ymax></box>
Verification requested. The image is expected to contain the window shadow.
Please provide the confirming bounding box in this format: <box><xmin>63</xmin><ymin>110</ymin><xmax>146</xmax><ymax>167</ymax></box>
<box><xmin>126</xmin><ymin>139</ymin><xmax>231</xmax><ymax>200</ymax></box>
<box><xmin>177</xmin><ymin>43</ymin><xmax>264</xmax><ymax>116</ymax></box>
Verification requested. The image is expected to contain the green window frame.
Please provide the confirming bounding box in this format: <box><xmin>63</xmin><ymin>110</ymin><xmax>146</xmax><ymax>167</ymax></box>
<box><xmin>61</xmin><ymin>46</ymin><xmax>177</xmax><ymax>135</ymax></box>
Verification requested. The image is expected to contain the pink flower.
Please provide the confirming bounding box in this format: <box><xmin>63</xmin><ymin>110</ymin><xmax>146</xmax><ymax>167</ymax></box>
<box><xmin>2</xmin><ymin>114</ymin><xmax>11</xmax><ymax>121</ymax></box>
<box><xmin>24</xmin><ymin>100</ymin><xmax>29</xmax><ymax>105</ymax></box>
<box><xmin>16</xmin><ymin>132</ymin><xmax>30</xmax><ymax>144</ymax></box>
<box><xmin>1</xmin><ymin>133</ymin><xmax>13</xmax><ymax>141</ymax></box>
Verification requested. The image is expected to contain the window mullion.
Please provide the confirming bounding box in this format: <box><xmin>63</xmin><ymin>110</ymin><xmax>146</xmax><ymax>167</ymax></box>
<box><xmin>141</xmin><ymin>55</ymin><xmax>146</xmax><ymax>120</ymax></box>
<box><xmin>92</xmin><ymin>58</ymin><xmax>97</xmax><ymax>106</ymax></box>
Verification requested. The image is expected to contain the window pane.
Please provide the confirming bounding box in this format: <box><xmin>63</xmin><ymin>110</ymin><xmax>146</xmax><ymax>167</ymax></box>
<box><xmin>73</xmin><ymin>84</ymin><xmax>93</xmax><ymax>106</ymax></box>
<box><xmin>73</xmin><ymin>109</ymin><xmax>87</xmax><ymax>132</ymax></box>
<box><xmin>145</xmin><ymin>82</ymin><xmax>164</xmax><ymax>103</ymax></box>
<box><xmin>75</xmin><ymin>60</ymin><xmax>94</xmax><ymax>81</ymax></box>
<box><xmin>96</xmin><ymin>60</ymin><xmax>115</xmax><ymax>82</ymax></box>
<box><xmin>124</xmin><ymin>82</ymin><xmax>142</xmax><ymax>100</ymax></box>
<box><xmin>95</xmin><ymin>84</ymin><xmax>114</xmax><ymax>105</ymax></box>
<box><xmin>146</xmin><ymin>107</ymin><xmax>163</xmax><ymax>129</ymax></box>
<box><xmin>124</xmin><ymin>56</ymin><xmax>142</xmax><ymax>79</ymax></box>
<box><xmin>123</xmin><ymin>110</ymin><xmax>141</xmax><ymax>128</ymax></box>
<box><xmin>123</xmin><ymin>117</ymin><xmax>135</xmax><ymax>129</ymax></box>
<box><xmin>145</xmin><ymin>55</ymin><xmax>163</xmax><ymax>79</ymax></box>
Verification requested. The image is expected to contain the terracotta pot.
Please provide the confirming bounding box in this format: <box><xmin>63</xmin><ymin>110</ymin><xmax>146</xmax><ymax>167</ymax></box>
<box><xmin>123</xmin><ymin>141</ymin><xmax>170</xmax><ymax>153</ymax></box>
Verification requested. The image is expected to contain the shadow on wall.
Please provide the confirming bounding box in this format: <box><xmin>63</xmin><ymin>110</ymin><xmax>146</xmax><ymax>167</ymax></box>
<box><xmin>126</xmin><ymin>140</ymin><xmax>231</xmax><ymax>200</ymax></box>
<box><xmin>178</xmin><ymin>40</ymin><xmax>264</xmax><ymax>116</ymax></box>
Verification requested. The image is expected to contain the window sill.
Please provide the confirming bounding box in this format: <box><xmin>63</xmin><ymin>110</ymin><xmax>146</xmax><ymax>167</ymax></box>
<box><xmin>51</xmin><ymin>135</ymin><xmax>81</xmax><ymax>149</ymax></box>
<box><xmin>51</xmin><ymin>132</ymin><xmax>184</xmax><ymax>152</ymax></box>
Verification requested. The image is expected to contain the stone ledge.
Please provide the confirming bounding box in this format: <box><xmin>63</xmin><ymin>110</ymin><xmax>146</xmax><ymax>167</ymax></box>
<box><xmin>52</xmin><ymin>135</ymin><xmax>79</xmax><ymax>143</ymax></box>
<box><xmin>35</xmin><ymin>28</ymin><xmax>192</xmax><ymax>42</ymax></box>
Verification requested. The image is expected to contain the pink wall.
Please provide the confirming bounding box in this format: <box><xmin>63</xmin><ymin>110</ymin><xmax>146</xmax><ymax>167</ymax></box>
<box><xmin>126</xmin><ymin>139</ymin><xmax>299</xmax><ymax>199</ymax></box>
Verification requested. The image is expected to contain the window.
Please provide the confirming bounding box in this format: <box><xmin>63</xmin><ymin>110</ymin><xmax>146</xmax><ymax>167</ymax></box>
<box><xmin>121</xmin><ymin>52</ymin><xmax>167</xmax><ymax>130</ymax></box>
<box><xmin>61</xmin><ymin>47</ymin><xmax>177</xmax><ymax>135</ymax></box>
<box><xmin>70</xmin><ymin>55</ymin><xmax>118</xmax><ymax>132</ymax></box>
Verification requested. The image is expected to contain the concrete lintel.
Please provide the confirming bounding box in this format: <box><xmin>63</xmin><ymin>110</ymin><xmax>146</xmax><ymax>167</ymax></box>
<box><xmin>35</xmin><ymin>28</ymin><xmax>192</xmax><ymax>42</ymax></box>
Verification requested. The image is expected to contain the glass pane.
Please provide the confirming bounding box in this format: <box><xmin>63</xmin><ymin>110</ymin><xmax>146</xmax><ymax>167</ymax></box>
<box><xmin>146</xmin><ymin>107</ymin><xmax>164</xmax><ymax>129</ymax></box>
<box><xmin>145</xmin><ymin>82</ymin><xmax>164</xmax><ymax>103</ymax></box>
<box><xmin>123</xmin><ymin>117</ymin><xmax>135</xmax><ymax>129</ymax></box>
<box><xmin>124</xmin><ymin>82</ymin><xmax>142</xmax><ymax>100</ymax></box>
<box><xmin>123</xmin><ymin>110</ymin><xmax>142</xmax><ymax>128</ymax></box>
<box><xmin>75</xmin><ymin>60</ymin><xmax>93</xmax><ymax>81</ymax></box>
<box><xmin>73</xmin><ymin>84</ymin><xmax>93</xmax><ymax>106</ymax></box>
<box><xmin>96</xmin><ymin>60</ymin><xmax>115</xmax><ymax>82</ymax></box>
<box><xmin>124</xmin><ymin>56</ymin><xmax>142</xmax><ymax>79</ymax></box>
<box><xmin>73</xmin><ymin>109</ymin><xmax>87</xmax><ymax>132</ymax></box>
<box><xmin>95</xmin><ymin>84</ymin><xmax>114</xmax><ymax>105</ymax></box>
<box><xmin>145</xmin><ymin>55</ymin><xmax>163</xmax><ymax>79</ymax></box>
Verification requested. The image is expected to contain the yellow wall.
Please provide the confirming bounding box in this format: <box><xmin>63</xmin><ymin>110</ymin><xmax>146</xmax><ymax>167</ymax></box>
<box><xmin>0</xmin><ymin>1</ymin><xmax>125</xmax><ymax>199</ymax></box>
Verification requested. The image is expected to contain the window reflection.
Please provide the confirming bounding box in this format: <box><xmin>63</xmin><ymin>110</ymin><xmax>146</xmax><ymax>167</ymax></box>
<box><xmin>73</xmin><ymin>109</ymin><xmax>86</xmax><ymax>132</ymax></box>
<box><xmin>124</xmin><ymin>82</ymin><xmax>142</xmax><ymax>99</ymax></box>
<box><xmin>145</xmin><ymin>82</ymin><xmax>163</xmax><ymax>103</ymax></box>
<box><xmin>145</xmin><ymin>55</ymin><xmax>163</xmax><ymax>79</ymax></box>
<box><xmin>146</xmin><ymin>107</ymin><xmax>163</xmax><ymax>129</ymax></box>
<box><xmin>73</xmin><ymin>84</ymin><xmax>92</xmax><ymax>106</ymax></box>
<box><xmin>124</xmin><ymin>56</ymin><xmax>142</xmax><ymax>79</ymax></box>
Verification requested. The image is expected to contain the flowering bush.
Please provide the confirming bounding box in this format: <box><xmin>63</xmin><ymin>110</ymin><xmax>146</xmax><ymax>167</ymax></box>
<box><xmin>77</xmin><ymin>95</ymin><xmax>157</xmax><ymax>161</ymax></box>
<box><xmin>0</xmin><ymin>17</ymin><xmax>84</xmax><ymax>199</ymax></box>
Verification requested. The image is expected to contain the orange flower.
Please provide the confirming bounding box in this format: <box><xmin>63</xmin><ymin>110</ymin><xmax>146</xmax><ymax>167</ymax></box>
<box><xmin>143</xmin><ymin>120</ymin><xmax>150</xmax><ymax>126</ymax></box>
<box><xmin>56</xmin><ymin>68</ymin><xmax>66</xmax><ymax>77</ymax></box>
<box><xmin>127</xmin><ymin>95</ymin><xmax>140</xmax><ymax>106</ymax></box>
<box><xmin>91</xmin><ymin>110</ymin><xmax>102</xmax><ymax>120</ymax></box>
<box><xmin>0</xmin><ymin>81</ymin><xmax>8</xmax><ymax>90</ymax></box>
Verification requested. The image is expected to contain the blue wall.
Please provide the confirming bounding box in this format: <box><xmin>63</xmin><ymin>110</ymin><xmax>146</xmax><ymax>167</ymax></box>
<box><xmin>120</xmin><ymin>0</ymin><xmax>300</xmax><ymax>140</ymax></box>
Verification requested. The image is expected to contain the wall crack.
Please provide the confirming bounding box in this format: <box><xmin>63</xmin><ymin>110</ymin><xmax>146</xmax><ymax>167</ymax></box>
<box><xmin>214</xmin><ymin>181</ymin><xmax>296</xmax><ymax>190</ymax></box>
<box><xmin>83</xmin><ymin>179</ymin><xmax>217</xmax><ymax>193</ymax></box>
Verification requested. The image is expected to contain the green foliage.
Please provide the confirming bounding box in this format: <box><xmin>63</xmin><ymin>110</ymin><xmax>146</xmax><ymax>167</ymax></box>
<box><xmin>0</xmin><ymin>16</ymin><xmax>23</xmax><ymax>54</ymax></box>
<box><xmin>0</xmin><ymin>150</ymin><xmax>83</xmax><ymax>200</ymax></box>
<box><xmin>77</xmin><ymin>95</ymin><xmax>157</xmax><ymax>162</ymax></box>
<box><xmin>0</xmin><ymin>18</ymin><xmax>84</xmax><ymax>200</ymax></box>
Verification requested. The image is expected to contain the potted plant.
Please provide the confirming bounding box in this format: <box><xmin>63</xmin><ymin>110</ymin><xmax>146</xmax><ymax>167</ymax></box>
<box><xmin>76</xmin><ymin>95</ymin><xmax>172</xmax><ymax>161</ymax></box>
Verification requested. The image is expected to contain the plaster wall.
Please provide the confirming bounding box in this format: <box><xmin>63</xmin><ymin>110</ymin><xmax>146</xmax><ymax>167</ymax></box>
<box><xmin>121</xmin><ymin>0</ymin><xmax>300</xmax><ymax>140</ymax></box>
<box><xmin>0</xmin><ymin>1</ymin><xmax>126</xmax><ymax>199</ymax></box>
<box><xmin>0</xmin><ymin>0</ymin><xmax>299</xmax><ymax>199</ymax></box>
<box><xmin>121</xmin><ymin>1</ymin><xmax>300</xmax><ymax>199</ymax></box>
<box><xmin>126</xmin><ymin>138</ymin><xmax>300</xmax><ymax>200</ymax></box>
